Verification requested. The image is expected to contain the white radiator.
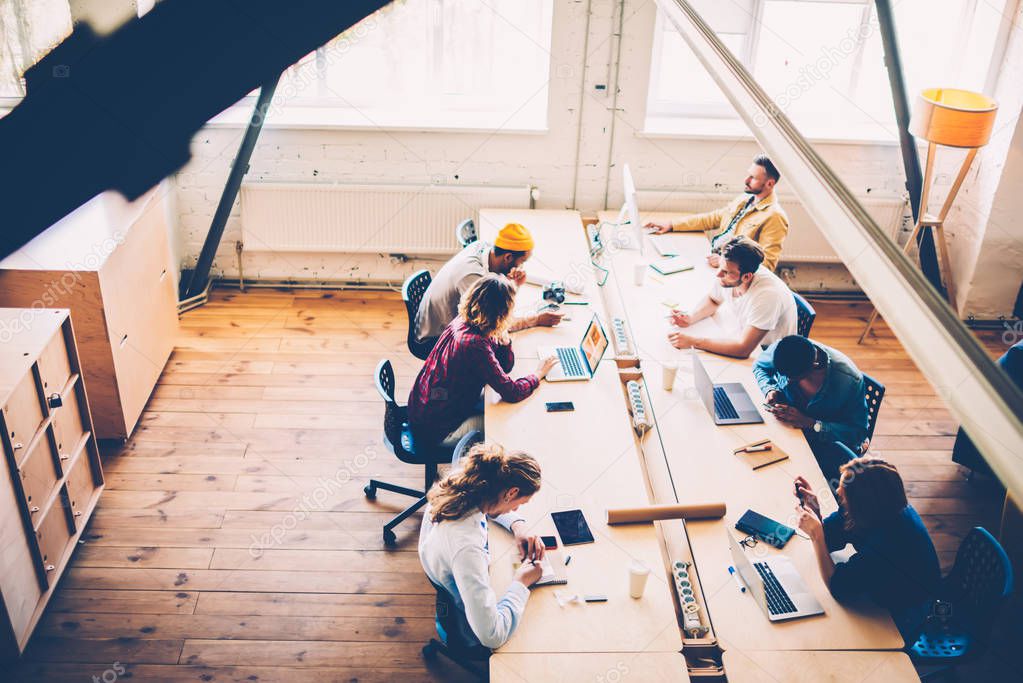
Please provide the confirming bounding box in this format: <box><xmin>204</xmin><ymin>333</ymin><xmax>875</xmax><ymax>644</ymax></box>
<box><xmin>635</xmin><ymin>189</ymin><xmax>907</xmax><ymax>264</ymax></box>
<box><xmin>240</xmin><ymin>182</ymin><xmax>534</xmax><ymax>255</ymax></box>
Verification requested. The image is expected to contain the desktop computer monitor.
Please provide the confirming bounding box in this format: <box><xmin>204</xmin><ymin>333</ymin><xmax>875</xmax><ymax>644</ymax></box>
<box><xmin>613</xmin><ymin>163</ymin><xmax>644</xmax><ymax>255</ymax></box>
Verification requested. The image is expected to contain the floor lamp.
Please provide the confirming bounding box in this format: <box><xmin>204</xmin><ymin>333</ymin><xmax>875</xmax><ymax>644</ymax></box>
<box><xmin>859</xmin><ymin>88</ymin><xmax>998</xmax><ymax>343</ymax></box>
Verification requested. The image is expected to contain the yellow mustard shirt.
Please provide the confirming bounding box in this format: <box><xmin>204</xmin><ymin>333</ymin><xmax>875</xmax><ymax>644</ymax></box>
<box><xmin>669</xmin><ymin>191</ymin><xmax>789</xmax><ymax>271</ymax></box>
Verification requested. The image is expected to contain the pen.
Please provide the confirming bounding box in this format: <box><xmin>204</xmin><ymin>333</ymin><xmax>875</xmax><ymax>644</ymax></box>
<box><xmin>728</xmin><ymin>566</ymin><xmax>746</xmax><ymax>593</ymax></box>
<box><xmin>564</xmin><ymin>555</ymin><xmax>572</xmax><ymax>566</ymax></box>
<box><xmin>743</xmin><ymin>444</ymin><xmax>772</xmax><ymax>453</ymax></box>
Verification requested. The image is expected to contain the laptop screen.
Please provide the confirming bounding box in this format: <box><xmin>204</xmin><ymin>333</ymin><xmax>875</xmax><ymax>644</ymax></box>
<box><xmin>579</xmin><ymin>315</ymin><xmax>609</xmax><ymax>374</ymax></box>
<box><xmin>692</xmin><ymin>350</ymin><xmax>716</xmax><ymax>416</ymax></box>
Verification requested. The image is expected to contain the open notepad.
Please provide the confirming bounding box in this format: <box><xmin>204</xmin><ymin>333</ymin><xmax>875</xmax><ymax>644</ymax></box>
<box><xmin>511</xmin><ymin>549</ymin><xmax>568</xmax><ymax>586</ymax></box>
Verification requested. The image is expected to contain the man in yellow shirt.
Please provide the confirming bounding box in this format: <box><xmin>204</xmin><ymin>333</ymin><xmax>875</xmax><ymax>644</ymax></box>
<box><xmin>646</xmin><ymin>154</ymin><xmax>789</xmax><ymax>271</ymax></box>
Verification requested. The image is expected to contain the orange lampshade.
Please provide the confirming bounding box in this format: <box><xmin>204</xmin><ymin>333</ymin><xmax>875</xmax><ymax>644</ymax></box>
<box><xmin>909</xmin><ymin>88</ymin><xmax>998</xmax><ymax>148</ymax></box>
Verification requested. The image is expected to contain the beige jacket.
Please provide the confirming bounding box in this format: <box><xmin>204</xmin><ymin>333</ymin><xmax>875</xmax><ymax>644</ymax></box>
<box><xmin>670</xmin><ymin>192</ymin><xmax>789</xmax><ymax>271</ymax></box>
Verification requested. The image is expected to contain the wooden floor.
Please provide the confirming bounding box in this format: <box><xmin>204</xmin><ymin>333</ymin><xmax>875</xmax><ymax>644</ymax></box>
<box><xmin>10</xmin><ymin>288</ymin><xmax>1008</xmax><ymax>682</ymax></box>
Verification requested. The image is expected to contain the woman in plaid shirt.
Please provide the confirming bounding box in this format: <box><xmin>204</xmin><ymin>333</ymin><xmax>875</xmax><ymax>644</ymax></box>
<box><xmin>408</xmin><ymin>273</ymin><xmax>559</xmax><ymax>450</ymax></box>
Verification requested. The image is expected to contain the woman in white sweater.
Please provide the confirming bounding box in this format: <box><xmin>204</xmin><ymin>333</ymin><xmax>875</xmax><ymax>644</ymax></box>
<box><xmin>418</xmin><ymin>442</ymin><xmax>546</xmax><ymax>650</ymax></box>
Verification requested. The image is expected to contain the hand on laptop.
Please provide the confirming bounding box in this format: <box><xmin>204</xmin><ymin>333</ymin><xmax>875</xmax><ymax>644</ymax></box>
<box><xmin>644</xmin><ymin>221</ymin><xmax>671</xmax><ymax>234</ymax></box>
<box><xmin>534</xmin><ymin>310</ymin><xmax>564</xmax><ymax>327</ymax></box>
<box><xmin>793</xmin><ymin>476</ymin><xmax>821</xmax><ymax>520</ymax></box>
<box><xmin>536</xmin><ymin>354</ymin><xmax>559</xmax><ymax>379</ymax></box>
<box><xmin>668</xmin><ymin>331</ymin><xmax>696</xmax><ymax>350</ymax></box>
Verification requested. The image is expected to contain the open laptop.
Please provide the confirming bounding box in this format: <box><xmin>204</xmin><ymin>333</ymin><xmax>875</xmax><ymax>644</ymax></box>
<box><xmin>692</xmin><ymin>350</ymin><xmax>763</xmax><ymax>425</ymax></box>
<box><xmin>728</xmin><ymin>531</ymin><xmax>824</xmax><ymax>622</ymax></box>
<box><xmin>538</xmin><ymin>314</ymin><xmax>609</xmax><ymax>382</ymax></box>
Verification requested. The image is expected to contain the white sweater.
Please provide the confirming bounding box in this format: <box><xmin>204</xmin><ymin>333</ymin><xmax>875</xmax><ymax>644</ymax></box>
<box><xmin>418</xmin><ymin>506</ymin><xmax>529</xmax><ymax>649</ymax></box>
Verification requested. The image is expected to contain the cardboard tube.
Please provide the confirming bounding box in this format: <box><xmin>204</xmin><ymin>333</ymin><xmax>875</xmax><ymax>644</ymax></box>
<box><xmin>606</xmin><ymin>503</ymin><xmax>726</xmax><ymax>525</ymax></box>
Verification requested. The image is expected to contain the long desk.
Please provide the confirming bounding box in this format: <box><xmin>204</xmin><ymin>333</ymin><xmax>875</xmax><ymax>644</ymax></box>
<box><xmin>473</xmin><ymin>208</ymin><xmax>911</xmax><ymax>681</ymax></box>
<box><xmin>479</xmin><ymin>210</ymin><xmax>688</xmax><ymax>680</ymax></box>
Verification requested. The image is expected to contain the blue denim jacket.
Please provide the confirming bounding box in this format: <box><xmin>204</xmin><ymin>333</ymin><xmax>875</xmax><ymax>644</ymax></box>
<box><xmin>753</xmin><ymin>341</ymin><xmax>869</xmax><ymax>450</ymax></box>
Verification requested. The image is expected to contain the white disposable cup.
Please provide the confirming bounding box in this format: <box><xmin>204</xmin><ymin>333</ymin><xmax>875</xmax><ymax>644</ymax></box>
<box><xmin>633</xmin><ymin>263</ymin><xmax>646</xmax><ymax>286</ymax></box>
<box><xmin>629</xmin><ymin>561</ymin><xmax>651</xmax><ymax>599</ymax></box>
<box><xmin>662</xmin><ymin>362</ymin><xmax>677</xmax><ymax>391</ymax></box>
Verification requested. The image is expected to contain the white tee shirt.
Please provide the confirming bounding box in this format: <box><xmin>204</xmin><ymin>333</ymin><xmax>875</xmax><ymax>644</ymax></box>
<box><xmin>709</xmin><ymin>265</ymin><xmax>798</xmax><ymax>349</ymax></box>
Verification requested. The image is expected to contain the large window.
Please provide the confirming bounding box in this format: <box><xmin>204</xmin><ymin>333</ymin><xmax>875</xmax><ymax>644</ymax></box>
<box><xmin>227</xmin><ymin>0</ymin><xmax>555</xmax><ymax>130</ymax></box>
<box><xmin>0</xmin><ymin>0</ymin><xmax>72</xmax><ymax>100</ymax></box>
<box><xmin>647</xmin><ymin>0</ymin><xmax>1011</xmax><ymax>140</ymax></box>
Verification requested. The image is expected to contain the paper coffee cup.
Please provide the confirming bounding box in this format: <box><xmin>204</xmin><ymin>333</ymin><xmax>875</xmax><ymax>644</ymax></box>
<box><xmin>628</xmin><ymin>561</ymin><xmax>650</xmax><ymax>599</ymax></box>
<box><xmin>662</xmin><ymin>362</ymin><xmax>677</xmax><ymax>391</ymax></box>
<box><xmin>633</xmin><ymin>263</ymin><xmax>646</xmax><ymax>286</ymax></box>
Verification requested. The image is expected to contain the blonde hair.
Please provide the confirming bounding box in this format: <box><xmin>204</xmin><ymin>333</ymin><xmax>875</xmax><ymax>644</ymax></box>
<box><xmin>427</xmin><ymin>443</ymin><xmax>541</xmax><ymax>523</ymax></box>
<box><xmin>458</xmin><ymin>273</ymin><xmax>516</xmax><ymax>342</ymax></box>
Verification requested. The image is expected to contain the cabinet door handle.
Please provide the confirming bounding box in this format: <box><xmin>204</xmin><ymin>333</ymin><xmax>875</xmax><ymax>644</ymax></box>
<box><xmin>48</xmin><ymin>393</ymin><xmax>63</xmax><ymax>409</ymax></box>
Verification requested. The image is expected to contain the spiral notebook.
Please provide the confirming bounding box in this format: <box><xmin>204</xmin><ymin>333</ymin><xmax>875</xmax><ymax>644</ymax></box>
<box><xmin>511</xmin><ymin>549</ymin><xmax>568</xmax><ymax>586</ymax></box>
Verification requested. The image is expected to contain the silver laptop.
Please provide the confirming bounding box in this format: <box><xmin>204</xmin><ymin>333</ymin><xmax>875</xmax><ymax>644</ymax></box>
<box><xmin>728</xmin><ymin>531</ymin><xmax>824</xmax><ymax>622</ymax></box>
<box><xmin>538</xmin><ymin>315</ymin><xmax>609</xmax><ymax>382</ymax></box>
<box><xmin>692</xmin><ymin>350</ymin><xmax>763</xmax><ymax>425</ymax></box>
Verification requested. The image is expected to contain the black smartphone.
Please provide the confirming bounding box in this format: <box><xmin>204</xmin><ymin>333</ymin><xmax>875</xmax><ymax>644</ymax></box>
<box><xmin>545</xmin><ymin>401</ymin><xmax>575</xmax><ymax>413</ymax></box>
<box><xmin>735</xmin><ymin>509</ymin><xmax>795</xmax><ymax>549</ymax></box>
<box><xmin>551</xmin><ymin>509</ymin><xmax>595</xmax><ymax>546</ymax></box>
<box><xmin>540</xmin><ymin>535</ymin><xmax>558</xmax><ymax>550</ymax></box>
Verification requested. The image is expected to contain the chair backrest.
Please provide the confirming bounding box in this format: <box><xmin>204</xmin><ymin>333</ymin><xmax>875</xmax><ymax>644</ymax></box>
<box><xmin>375</xmin><ymin>359</ymin><xmax>415</xmax><ymax>460</ymax></box>
<box><xmin>793</xmin><ymin>291</ymin><xmax>816</xmax><ymax>338</ymax></box>
<box><xmin>456</xmin><ymin>218</ymin><xmax>478</xmax><ymax>248</ymax></box>
<box><xmin>944</xmin><ymin>527</ymin><xmax>1014</xmax><ymax>632</ymax></box>
<box><xmin>862</xmin><ymin>373</ymin><xmax>885</xmax><ymax>441</ymax></box>
<box><xmin>429</xmin><ymin>578</ymin><xmax>491</xmax><ymax>658</ymax></box>
<box><xmin>402</xmin><ymin>269</ymin><xmax>435</xmax><ymax>361</ymax></box>
<box><xmin>450</xmin><ymin>430</ymin><xmax>484</xmax><ymax>467</ymax></box>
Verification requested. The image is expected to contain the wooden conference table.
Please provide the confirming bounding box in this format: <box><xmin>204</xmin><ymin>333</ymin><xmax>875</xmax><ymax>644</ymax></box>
<box><xmin>477</xmin><ymin>209</ymin><xmax>913</xmax><ymax>681</ymax></box>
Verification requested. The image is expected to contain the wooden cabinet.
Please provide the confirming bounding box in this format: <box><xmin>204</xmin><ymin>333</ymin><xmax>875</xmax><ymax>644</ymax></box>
<box><xmin>0</xmin><ymin>308</ymin><xmax>104</xmax><ymax>659</ymax></box>
<box><xmin>0</xmin><ymin>185</ymin><xmax>179</xmax><ymax>440</ymax></box>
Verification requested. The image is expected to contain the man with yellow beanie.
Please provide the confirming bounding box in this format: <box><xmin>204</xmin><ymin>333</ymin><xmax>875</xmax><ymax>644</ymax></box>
<box><xmin>414</xmin><ymin>222</ymin><xmax>563</xmax><ymax>345</ymax></box>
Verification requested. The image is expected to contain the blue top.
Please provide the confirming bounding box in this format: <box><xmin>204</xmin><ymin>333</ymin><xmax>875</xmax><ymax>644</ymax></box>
<box><xmin>823</xmin><ymin>504</ymin><xmax>940</xmax><ymax>637</ymax></box>
<box><xmin>753</xmin><ymin>340</ymin><xmax>869</xmax><ymax>450</ymax></box>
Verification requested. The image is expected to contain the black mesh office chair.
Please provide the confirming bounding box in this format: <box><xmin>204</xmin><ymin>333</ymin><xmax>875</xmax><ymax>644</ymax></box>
<box><xmin>862</xmin><ymin>373</ymin><xmax>885</xmax><ymax>446</ymax></box>
<box><xmin>364</xmin><ymin>359</ymin><xmax>454</xmax><ymax>546</ymax></box>
<box><xmin>421</xmin><ymin>430</ymin><xmax>489</xmax><ymax>679</ymax></box>
<box><xmin>455</xmin><ymin>217</ymin><xmax>478</xmax><ymax>248</ymax></box>
<box><xmin>793</xmin><ymin>291</ymin><xmax>816</xmax><ymax>337</ymax></box>
<box><xmin>403</xmin><ymin>269</ymin><xmax>437</xmax><ymax>361</ymax></box>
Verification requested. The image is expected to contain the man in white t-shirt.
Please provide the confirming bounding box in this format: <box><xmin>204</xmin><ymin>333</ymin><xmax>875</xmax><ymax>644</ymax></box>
<box><xmin>667</xmin><ymin>235</ymin><xmax>797</xmax><ymax>358</ymax></box>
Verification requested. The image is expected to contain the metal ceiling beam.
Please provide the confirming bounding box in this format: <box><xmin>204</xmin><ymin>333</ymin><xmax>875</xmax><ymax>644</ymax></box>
<box><xmin>657</xmin><ymin>0</ymin><xmax>1023</xmax><ymax>501</ymax></box>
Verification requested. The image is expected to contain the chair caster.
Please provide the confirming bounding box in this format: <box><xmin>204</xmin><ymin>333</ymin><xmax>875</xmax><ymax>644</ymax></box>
<box><xmin>422</xmin><ymin>642</ymin><xmax>437</xmax><ymax>660</ymax></box>
<box><xmin>364</xmin><ymin>483</ymin><xmax>376</xmax><ymax>500</ymax></box>
<box><xmin>383</xmin><ymin>528</ymin><xmax>397</xmax><ymax>546</ymax></box>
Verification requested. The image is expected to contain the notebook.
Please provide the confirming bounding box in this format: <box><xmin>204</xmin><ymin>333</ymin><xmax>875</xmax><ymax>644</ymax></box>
<box><xmin>511</xmin><ymin>549</ymin><xmax>568</xmax><ymax>586</ymax></box>
<box><xmin>732</xmin><ymin>439</ymin><xmax>790</xmax><ymax>470</ymax></box>
<box><xmin>650</xmin><ymin>257</ymin><xmax>694</xmax><ymax>276</ymax></box>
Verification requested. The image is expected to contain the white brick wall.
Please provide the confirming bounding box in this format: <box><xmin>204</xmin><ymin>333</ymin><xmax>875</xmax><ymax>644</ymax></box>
<box><xmin>171</xmin><ymin>0</ymin><xmax>906</xmax><ymax>289</ymax></box>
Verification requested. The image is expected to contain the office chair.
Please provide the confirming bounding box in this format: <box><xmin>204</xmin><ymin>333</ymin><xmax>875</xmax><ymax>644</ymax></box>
<box><xmin>456</xmin><ymin>217</ymin><xmax>478</xmax><ymax>248</ymax></box>
<box><xmin>908</xmin><ymin>527</ymin><xmax>1013</xmax><ymax>679</ymax></box>
<box><xmin>403</xmin><ymin>269</ymin><xmax>437</xmax><ymax>361</ymax></box>
<box><xmin>421</xmin><ymin>430</ymin><xmax>489</xmax><ymax>679</ymax></box>
<box><xmin>793</xmin><ymin>291</ymin><xmax>816</xmax><ymax>338</ymax></box>
<box><xmin>364</xmin><ymin>359</ymin><xmax>453</xmax><ymax>546</ymax></box>
<box><xmin>862</xmin><ymin>373</ymin><xmax>885</xmax><ymax>444</ymax></box>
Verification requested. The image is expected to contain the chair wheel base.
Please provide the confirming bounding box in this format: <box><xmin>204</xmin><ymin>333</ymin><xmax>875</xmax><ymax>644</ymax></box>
<box><xmin>383</xmin><ymin>529</ymin><xmax>397</xmax><ymax>546</ymax></box>
<box><xmin>364</xmin><ymin>483</ymin><xmax>376</xmax><ymax>500</ymax></box>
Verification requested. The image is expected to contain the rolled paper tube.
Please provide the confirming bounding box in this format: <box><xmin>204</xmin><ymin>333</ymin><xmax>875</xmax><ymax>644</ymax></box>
<box><xmin>606</xmin><ymin>503</ymin><xmax>726</xmax><ymax>525</ymax></box>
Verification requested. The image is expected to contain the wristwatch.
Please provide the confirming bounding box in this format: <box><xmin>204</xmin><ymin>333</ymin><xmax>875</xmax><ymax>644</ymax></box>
<box><xmin>812</xmin><ymin>420</ymin><xmax>823</xmax><ymax>433</ymax></box>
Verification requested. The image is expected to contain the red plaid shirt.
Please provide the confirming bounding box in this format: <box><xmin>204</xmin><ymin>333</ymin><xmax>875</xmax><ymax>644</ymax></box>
<box><xmin>408</xmin><ymin>318</ymin><xmax>539</xmax><ymax>448</ymax></box>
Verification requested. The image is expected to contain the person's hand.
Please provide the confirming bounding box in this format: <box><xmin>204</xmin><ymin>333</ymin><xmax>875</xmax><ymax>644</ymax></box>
<box><xmin>536</xmin><ymin>354</ymin><xmax>559</xmax><ymax>379</ymax></box>
<box><xmin>644</xmin><ymin>221</ymin><xmax>671</xmax><ymax>235</ymax></box>
<box><xmin>795</xmin><ymin>504</ymin><xmax>824</xmax><ymax>543</ymax></box>
<box><xmin>770</xmin><ymin>404</ymin><xmax>814</xmax><ymax>429</ymax></box>
<box><xmin>514</xmin><ymin>559</ymin><xmax>544</xmax><ymax>588</ymax></box>
<box><xmin>535</xmin><ymin>310</ymin><xmax>564</xmax><ymax>327</ymax></box>
<box><xmin>706</xmin><ymin>253</ymin><xmax>721</xmax><ymax>268</ymax></box>
<box><xmin>764</xmin><ymin>389</ymin><xmax>784</xmax><ymax>405</ymax></box>
<box><xmin>794</xmin><ymin>475</ymin><xmax>821</xmax><ymax>520</ymax></box>
<box><xmin>507</xmin><ymin>267</ymin><xmax>528</xmax><ymax>287</ymax></box>
<box><xmin>670</xmin><ymin>310</ymin><xmax>693</xmax><ymax>327</ymax></box>
<box><xmin>512</xmin><ymin>523</ymin><xmax>546</xmax><ymax>563</ymax></box>
<box><xmin>668</xmin><ymin>331</ymin><xmax>696</xmax><ymax>350</ymax></box>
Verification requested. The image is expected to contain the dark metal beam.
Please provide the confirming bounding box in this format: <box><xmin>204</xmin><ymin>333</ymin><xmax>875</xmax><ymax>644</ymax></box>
<box><xmin>183</xmin><ymin>73</ymin><xmax>280</xmax><ymax>299</ymax></box>
<box><xmin>874</xmin><ymin>0</ymin><xmax>943</xmax><ymax>293</ymax></box>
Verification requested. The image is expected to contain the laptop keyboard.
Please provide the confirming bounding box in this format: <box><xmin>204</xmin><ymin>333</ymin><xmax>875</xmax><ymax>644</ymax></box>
<box><xmin>713</xmin><ymin>386</ymin><xmax>740</xmax><ymax>420</ymax></box>
<box><xmin>557</xmin><ymin>347</ymin><xmax>586</xmax><ymax>378</ymax></box>
<box><xmin>754</xmin><ymin>562</ymin><xmax>797</xmax><ymax>615</ymax></box>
